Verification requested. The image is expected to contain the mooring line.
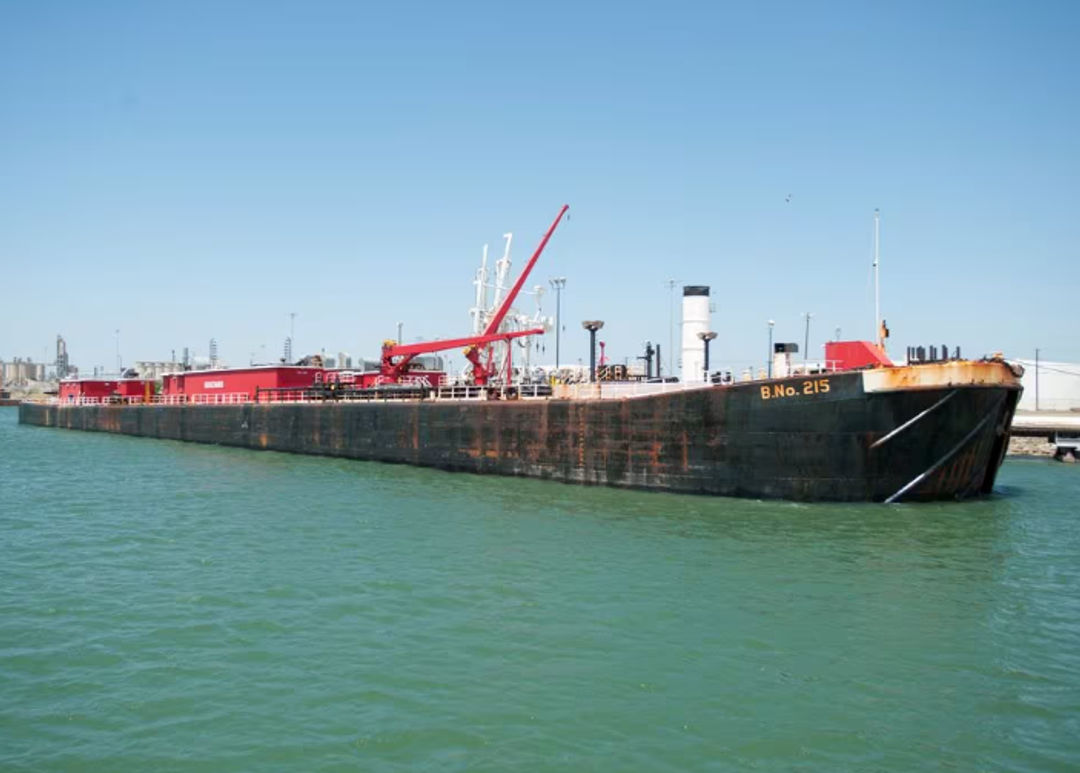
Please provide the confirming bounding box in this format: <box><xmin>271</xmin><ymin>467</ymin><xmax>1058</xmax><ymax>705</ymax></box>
<box><xmin>870</xmin><ymin>390</ymin><xmax>957</xmax><ymax>450</ymax></box>
<box><xmin>885</xmin><ymin>393</ymin><xmax>1006</xmax><ymax>504</ymax></box>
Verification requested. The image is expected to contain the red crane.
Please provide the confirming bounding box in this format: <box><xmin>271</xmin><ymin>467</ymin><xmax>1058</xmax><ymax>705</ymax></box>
<box><xmin>379</xmin><ymin>205</ymin><xmax>570</xmax><ymax>385</ymax></box>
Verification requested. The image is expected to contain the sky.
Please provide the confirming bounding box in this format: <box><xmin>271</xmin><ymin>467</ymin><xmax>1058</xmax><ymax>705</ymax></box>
<box><xmin>2</xmin><ymin>0</ymin><xmax>1078</xmax><ymax>376</ymax></box>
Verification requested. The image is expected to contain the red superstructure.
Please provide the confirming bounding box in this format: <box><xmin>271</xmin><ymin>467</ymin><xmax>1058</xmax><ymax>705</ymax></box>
<box><xmin>159</xmin><ymin>364</ymin><xmax>451</xmax><ymax>402</ymax></box>
<box><xmin>825</xmin><ymin>341</ymin><xmax>893</xmax><ymax>371</ymax></box>
<box><xmin>59</xmin><ymin>377</ymin><xmax>154</xmax><ymax>403</ymax></box>
<box><xmin>161</xmin><ymin>365</ymin><xmax>323</xmax><ymax>402</ymax></box>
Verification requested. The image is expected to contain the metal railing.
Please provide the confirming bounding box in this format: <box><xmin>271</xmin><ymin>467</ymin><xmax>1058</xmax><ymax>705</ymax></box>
<box><xmin>256</xmin><ymin>390</ymin><xmax>307</xmax><ymax>404</ymax></box>
<box><xmin>553</xmin><ymin>380</ymin><xmax>716</xmax><ymax>401</ymax></box>
<box><xmin>48</xmin><ymin>366</ymin><xmax>851</xmax><ymax>408</ymax></box>
<box><xmin>56</xmin><ymin>393</ymin><xmax>250</xmax><ymax>407</ymax></box>
<box><xmin>154</xmin><ymin>394</ymin><xmax>189</xmax><ymax>405</ymax></box>
<box><xmin>187</xmin><ymin>393</ymin><xmax>250</xmax><ymax>405</ymax></box>
<box><xmin>57</xmin><ymin>396</ymin><xmax>150</xmax><ymax>406</ymax></box>
<box><xmin>431</xmin><ymin>384</ymin><xmax>554</xmax><ymax>401</ymax></box>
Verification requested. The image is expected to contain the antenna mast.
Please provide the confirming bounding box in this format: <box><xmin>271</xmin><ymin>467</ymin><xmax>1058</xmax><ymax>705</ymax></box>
<box><xmin>873</xmin><ymin>209</ymin><xmax>881</xmax><ymax>348</ymax></box>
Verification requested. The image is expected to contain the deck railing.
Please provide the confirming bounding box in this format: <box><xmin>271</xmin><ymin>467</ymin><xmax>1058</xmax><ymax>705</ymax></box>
<box><xmin>187</xmin><ymin>393</ymin><xmax>251</xmax><ymax>405</ymax></box>
<box><xmin>48</xmin><ymin>363</ymin><xmax>852</xmax><ymax>408</ymax></box>
<box><xmin>553</xmin><ymin>380</ymin><xmax>716</xmax><ymax>401</ymax></box>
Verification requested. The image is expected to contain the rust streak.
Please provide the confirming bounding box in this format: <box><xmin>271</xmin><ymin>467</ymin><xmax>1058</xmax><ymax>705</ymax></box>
<box><xmin>863</xmin><ymin>359</ymin><xmax>1023</xmax><ymax>392</ymax></box>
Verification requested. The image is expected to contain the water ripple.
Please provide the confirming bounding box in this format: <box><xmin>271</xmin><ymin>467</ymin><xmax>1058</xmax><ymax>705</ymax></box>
<box><xmin>2</xmin><ymin>409</ymin><xmax>1079</xmax><ymax>771</ymax></box>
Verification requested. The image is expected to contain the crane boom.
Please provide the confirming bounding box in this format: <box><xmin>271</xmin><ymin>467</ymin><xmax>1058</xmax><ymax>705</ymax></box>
<box><xmin>383</xmin><ymin>328</ymin><xmax>544</xmax><ymax>360</ymax></box>
<box><xmin>380</xmin><ymin>328</ymin><xmax>544</xmax><ymax>382</ymax></box>
<box><xmin>379</xmin><ymin>205</ymin><xmax>569</xmax><ymax>386</ymax></box>
<box><xmin>482</xmin><ymin>204</ymin><xmax>569</xmax><ymax>336</ymax></box>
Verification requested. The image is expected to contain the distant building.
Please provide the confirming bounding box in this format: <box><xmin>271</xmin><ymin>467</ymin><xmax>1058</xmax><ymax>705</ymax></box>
<box><xmin>1013</xmin><ymin>359</ymin><xmax>1080</xmax><ymax>412</ymax></box>
<box><xmin>1</xmin><ymin>357</ymin><xmax>46</xmax><ymax>385</ymax></box>
<box><xmin>134</xmin><ymin>361</ymin><xmax>178</xmax><ymax>381</ymax></box>
<box><xmin>56</xmin><ymin>335</ymin><xmax>70</xmax><ymax>379</ymax></box>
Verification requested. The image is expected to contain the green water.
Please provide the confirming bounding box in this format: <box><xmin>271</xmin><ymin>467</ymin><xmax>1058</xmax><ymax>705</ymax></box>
<box><xmin>2</xmin><ymin>407</ymin><xmax>1078</xmax><ymax>772</ymax></box>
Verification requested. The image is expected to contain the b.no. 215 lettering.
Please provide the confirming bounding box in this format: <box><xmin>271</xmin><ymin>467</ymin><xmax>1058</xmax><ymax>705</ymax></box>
<box><xmin>760</xmin><ymin>379</ymin><xmax>830</xmax><ymax>400</ymax></box>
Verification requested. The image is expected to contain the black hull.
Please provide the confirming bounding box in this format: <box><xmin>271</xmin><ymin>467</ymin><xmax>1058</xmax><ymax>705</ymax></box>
<box><xmin>18</xmin><ymin>369</ymin><xmax>1020</xmax><ymax>502</ymax></box>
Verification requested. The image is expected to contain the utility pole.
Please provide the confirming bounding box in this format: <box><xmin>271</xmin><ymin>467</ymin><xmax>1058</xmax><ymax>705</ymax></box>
<box><xmin>549</xmin><ymin>277</ymin><xmax>566</xmax><ymax>368</ymax></box>
<box><xmin>289</xmin><ymin>312</ymin><xmax>297</xmax><ymax>358</ymax></box>
<box><xmin>666</xmin><ymin>278</ymin><xmax>679</xmax><ymax>378</ymax></box>
<box><xmin>803</xmin><ymin>312</ymin><xmax>813</xmax><ymax>368</ymax></box>
<box><xmin>873</xmin><ymin>209</ymin><xmax>881</xmax><ymax>348</ymax></box>
<box><xmin>1035</xmin><ymin>347</ymin><xmax>1040</xmax><ymax>411</ymax></box>
<box><xmin>767</xmin><ymin>320</ymin><xmax>775</xmax><ymax>378</ymax></box>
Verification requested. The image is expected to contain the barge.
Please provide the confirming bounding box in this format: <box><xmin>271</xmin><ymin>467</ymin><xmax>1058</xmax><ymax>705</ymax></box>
<box><xmin>20</xmin><ymin>359</ymin><xmax>1021</xmax><ymax>503</ymax></box>
<box><xmin>19</xmin><ymin>205</ymin><xmax>1023</xmax><ymax>502</ymax></box>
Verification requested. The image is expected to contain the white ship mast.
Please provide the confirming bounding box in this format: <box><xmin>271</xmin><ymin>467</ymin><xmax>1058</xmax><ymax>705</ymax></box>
<box><xmin>470</xmin><ymin>244</ymin><xmax>489</xmax><ymax>336</ymax></box>
<box><xmin>466</xmin><ymin>231</ymin><xmax>552</xmax><ymax>383</ymax></box>
<box><xmin>873</xmin><ymin>208</ymin><xmax>881</xmax><ymax>349</ymax></box>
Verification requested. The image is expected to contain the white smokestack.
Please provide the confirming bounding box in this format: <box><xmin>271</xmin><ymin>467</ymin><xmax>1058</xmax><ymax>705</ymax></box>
<box><xmin>681</xmin><ymin>285</ymin><xmax>710</xmax><ymax>382</ymax></box>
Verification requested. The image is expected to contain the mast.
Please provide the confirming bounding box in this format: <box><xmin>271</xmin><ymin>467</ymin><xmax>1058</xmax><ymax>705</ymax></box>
<box><xmin>873</xmin><ymin>208</ymin><xmax>881</xmax><ymax>348</ymax></box>
<box><xmin>380</xmin><ymin>205</ymin><xmax>569</xmax><ymax>385</ymax></box>
<box><xmin>471</xmin><ymin>244</ymin><xmax>489</xmax><ymax>335</ymax></box>
<box><xmin>491</xmin><ymin>233</ymin><xmax>513</xmax><ymax>314</ymax></box>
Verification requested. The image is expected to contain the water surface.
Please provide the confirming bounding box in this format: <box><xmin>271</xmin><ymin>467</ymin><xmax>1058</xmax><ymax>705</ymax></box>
<box><xmin>2</xmin><ymin>408</ymin><xmax>1078</xmax><ymax>771</ymax></box>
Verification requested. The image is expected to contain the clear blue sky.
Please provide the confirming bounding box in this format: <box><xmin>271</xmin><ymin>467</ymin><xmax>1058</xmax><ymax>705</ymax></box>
<box><xmin>2</xmin><ymin>0</ymin><xmax>1078</xmax><ymax>375</ymax></box>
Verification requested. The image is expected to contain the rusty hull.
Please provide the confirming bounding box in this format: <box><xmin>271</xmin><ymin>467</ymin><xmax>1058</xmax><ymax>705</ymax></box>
<box><xmin>861</xmin><ymin>359</ymin><xmax>1023</xmax><ymax>392</ymax></box>
<box><xmin>19</xmin><ymin>361</ymin><xmax>1022</xmax><ymax>502</ymax></box>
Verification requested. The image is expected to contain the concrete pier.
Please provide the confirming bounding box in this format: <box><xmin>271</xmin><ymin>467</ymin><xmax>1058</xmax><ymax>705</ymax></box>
<box><xmin>1010</xmin><ymin>411</ymin><xmax>1080</xmax><ymax>460</ymax></box>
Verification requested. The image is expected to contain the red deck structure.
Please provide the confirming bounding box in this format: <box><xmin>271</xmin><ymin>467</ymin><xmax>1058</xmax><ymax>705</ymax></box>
<box><xmin>161</xmin><ymin>366</ymin><xmax>324</xmax><ymax>401</ymax></box>
<box><xmin>59</xmin><ymin>378</ymin><xmax>155</xmax><ymax>403</ymax></box>
<box><xmin>824</xmin><ymin>341</ymin><xmax>893</xmax><ymax>371</ymax></box>
<box><xmin>159</xmin><ymin>365</ymin><xmax>450</xmax><ymax>403</ymax></box>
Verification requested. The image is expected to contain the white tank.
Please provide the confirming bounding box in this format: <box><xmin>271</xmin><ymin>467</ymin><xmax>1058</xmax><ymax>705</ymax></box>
<box><xmin>681</xmin><ymin>286</ymin><xmax>711</xmax><ymax>382</ymax></box>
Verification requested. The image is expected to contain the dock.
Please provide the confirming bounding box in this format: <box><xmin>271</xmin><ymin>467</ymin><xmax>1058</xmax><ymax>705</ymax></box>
<box><xmin>1011</xmin><ymin>411</ymin><xmax>1080</xmax><ymax>460</ymax></box>
<box><xmin>1011</xmin><ymin>410</ymin><xmax>1080</xmax><ymax>436</ymax></box>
